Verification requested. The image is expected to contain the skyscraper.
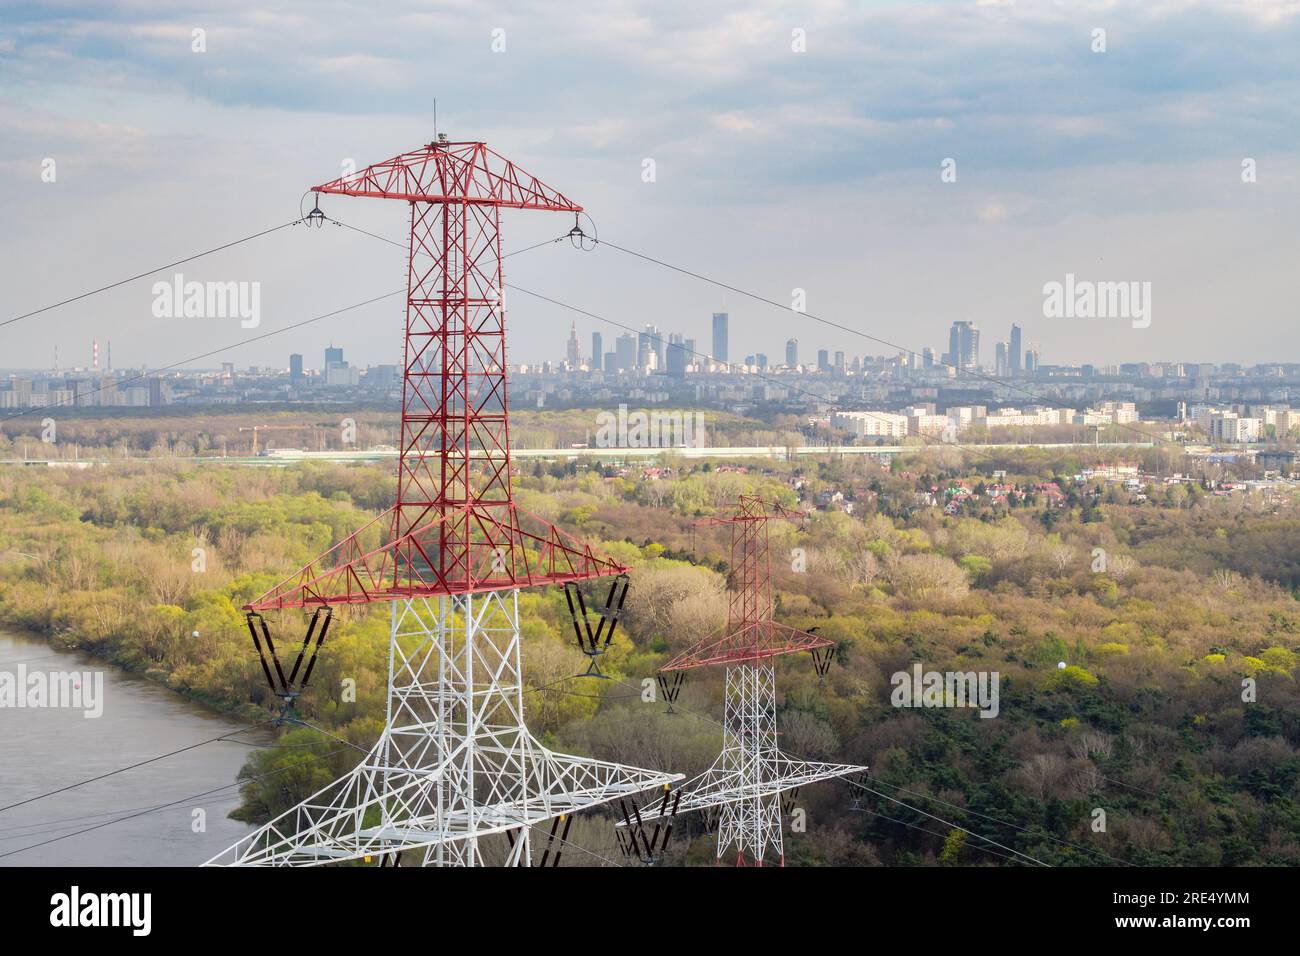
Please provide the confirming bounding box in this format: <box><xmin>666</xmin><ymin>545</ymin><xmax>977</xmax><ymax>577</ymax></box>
<box><xmin>325</xmin><ymin>345</ymin><xmax>344</xmax><ymax>369</ymax></box>
<box><xmin>566</xmin><ymin>322</ymin><xmax>581</xmax><ymax>366</ymax></box>
<box><xmin>947</xmin><ymin>321</ymin><xmax>980</xmax><ymax>371</ymax></box>
<box><xmin>1009</xmin><ymin>324</ymin><xmax>1022</xmax><ymax>377</ymax></box>
<box><xmin>290</xmin><ymin>353</ymin><xmax>304</xmax><ymax>382</ymax></box>
<box><xmin>995</xmin><ymin>341</ymin><xmax>1009</xmax><ymax>377</ymax></box>
<box><xmin>591</xmin><ymin>331</ymin><xmax>602</xmax><ymax>370</ymax></box>
<box><xmin>615</xmin><ymin>333</ymin><xmax>637</xmax><ymax>371</ymax></box>
<box><xmin>785</xmin><ymin>338</ymin><xmax>798</xmax><ymax>368</ymax></box>
<box><xmin>712</xmin><ymin>312</ymin><xmax>728</xmax><ymax>363</ymax></box>
<box><xmin>817</xmin><ymin>349</ymin><xmax>830</xmax><ymax>372</ymax></box>
<box><xmin>639</xmin><ymin>324</ymin><xmax>664</xmax><ymax>371</ymax></box>
<box><xmin>667</xmin><ymin>333</ymin><xmax>687</xmax><ymax>378</ymax></box>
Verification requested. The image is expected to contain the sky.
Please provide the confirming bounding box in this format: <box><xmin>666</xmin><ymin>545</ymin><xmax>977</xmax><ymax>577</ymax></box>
<box><xmin>2</xmin><ymin>0</ymin><xmax>1299</xmax><ymax>372</ymax></box>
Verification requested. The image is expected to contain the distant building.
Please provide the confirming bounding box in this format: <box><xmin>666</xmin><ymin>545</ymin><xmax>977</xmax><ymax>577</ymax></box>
<box><xmin>566</xmin><ymin>322</ymin><xmax>582</xmax><ymax>366</ymax></box>
<box><xmin>590</xmin><ymin>331</ymin><xmax>602</xmax><ymax>370</ymax></box>
<box><xmin>831</xmin><ymin>410</ymin><xmax>909</xmax><ymax>439</ymax></box>
<box><xmin>711</xmin><ymin>312</ymin><xmax>728</xmax><ymax>363</ymax></box>
<box><xmin>324</xmin><ymin>345</ymin><xmax>344</xmax><ymax>369</ymax></box>
<box><xmin>948</xmin><ymin>321</ymin><xmax>980</xmax><ymax>371</ymax></box>
<box><xmin>615</xmin><ymin>333</ymin><xmax>637</xmax><ymax>371</ymax></box>
<box><xmin>1009</xmin><ymin>324</ymin><xmax>1022</xmax><ymax>376</ymax></box>
<box><xmin>785</xmin><ymin>338</ymin><xmax>798</xmax><ymax>368</ymax></box>
<box><xmin>817</xmin><ymin>349</ymin><xmax>830</xmax><ymax>372</ymax></box>
<box><xmin>666</xmin><ymin>333</ymin><xmax>688</xmax><ymax>378</ymax></box>
<box><xmin>289</xmin><ymin>353</ymin><xmax>304</xmax><ymax>382</ymax></box>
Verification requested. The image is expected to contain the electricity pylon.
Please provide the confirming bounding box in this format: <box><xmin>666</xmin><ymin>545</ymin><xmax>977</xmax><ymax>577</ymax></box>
<box><xmin>629</xmin><ymin>495</ymin><xmax>866</xmax><ymax>866</ymax></box>
<box><xmin>206</xmin><ymin>138</ymin><xmax>680</xmax><ymax>867</ymax></box>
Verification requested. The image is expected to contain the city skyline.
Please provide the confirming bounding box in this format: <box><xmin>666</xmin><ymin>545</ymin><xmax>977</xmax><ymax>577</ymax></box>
<box><xmin>5</xmin><ymin>2</ymin><xmax>1300</xmax><ymax>373</ymax></box>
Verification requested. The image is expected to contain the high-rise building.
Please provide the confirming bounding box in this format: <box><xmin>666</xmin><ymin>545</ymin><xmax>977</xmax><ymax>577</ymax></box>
<box><xmin>817</xmin><ymin>349</ymin><xmax>830</xmax><ymax>372</ymax></box>
<box><xmin>639</xmin><ymin>324</ymin><xmax>663</xmax><ymax>371</ymax></box>
<box><xmin>995</xmin><ymin>342</ymin><xmax>1009</xmax><ymax>378</ymax></box>
<box><xmin>1009</xmin><ymin>324</ymin><xmax>1022</xmax><ymax>377</ymax></box>
<box><xmin>615</xmin><ymin>333</ymin><xmax>637</xmax><ymax>371</ymax></box>
<box><xmin>325</xmin><ymin>345</ymin><xmax>344</xmax><ymax>369</ymax></box>
<box><xmin>755</xmin><ymin>353</ymin><xmax>767</xmax><ymax>371</ymax></box>
<box><xmin>290</xmin><ymin>353</ymin><xmax>304</xmax><ymax>382</ymax></box>
<box><xmin>834</xmin><ymin>350</ymin><xmax>846</xmax><ymax>373</ymax></box>
<box><xmin>948</xmin><ymin>321</ymin><xmax>980</xmax><ymax>371</ymax></box>
<box><xmin>785</xmin><ymin>338</ymin><xmax>798</xmax><ymax>368</ymax></box>
<box><xmin>667</xmin><ymin>333</ymin><xmax>688</xmax><ymax>378</ymax></box>
<box><xmin>590</xmin><ymin>332</ymin><xmax>602</xmax><ymax>370</ymax></box>
<box><xmin>711</xmin><ymin>312</ymin><xmax>728</xmax><ymax>363</ymax></box>
<box><xmin>922</xmin><ymin>347</ymin><xmax>935</xmax><ymax>369</ymax></box>
<box><xmin>566</xmin><ymin>322</ymin><xmax>582</xmax><ymax>366</ymax></box>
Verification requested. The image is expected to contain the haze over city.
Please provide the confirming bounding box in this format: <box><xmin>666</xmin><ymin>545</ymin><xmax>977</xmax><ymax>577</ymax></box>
<box><xmin>4</xmin><ymin>0</ymin><xmax>1300</xmax><ymax>372</ymax></box>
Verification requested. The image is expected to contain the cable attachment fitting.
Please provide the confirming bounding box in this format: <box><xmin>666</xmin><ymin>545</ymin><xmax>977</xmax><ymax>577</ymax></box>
<box><xmin>563</xmin><ymin>574</ymin><xmax>629</xmax><ymax>678</ymax></box>
<box><xmin>247</xmin><ymin>607</ymin><xmax>333</xmax><ymax>724</ymax></box>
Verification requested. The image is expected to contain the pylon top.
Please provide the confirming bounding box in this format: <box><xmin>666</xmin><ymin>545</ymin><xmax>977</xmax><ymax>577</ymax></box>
<box><xmin>243</xmin><ymin>139</ymin><xmax>617</xmax><ymax>612</ymax></box>
<box><xmin>314</xmin><ymin>140</ymin><xmax>583</xmax><ymax>211</ymax></box>
<box><xmin>661</xmin><ymin>495</ymin><xmax>829</xmax><ymax>671</ymax></box>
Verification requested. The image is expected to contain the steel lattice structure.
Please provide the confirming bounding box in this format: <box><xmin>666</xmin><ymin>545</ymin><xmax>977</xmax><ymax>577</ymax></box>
<box><xmin>206</xmin><ymin>138</ymin><xmax>680</xmax><ymax>867</ymax></box>
<box><xmin>635</xmin><ymin>495</ymin><xmax>866</xmax><ymax>866</ymax></box>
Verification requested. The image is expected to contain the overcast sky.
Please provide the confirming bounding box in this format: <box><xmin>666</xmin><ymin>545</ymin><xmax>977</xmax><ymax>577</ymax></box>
<box><xmin>2</xmin><ymin>0</ymin><xmax>1299</xmax><ymax>372</ymax></box>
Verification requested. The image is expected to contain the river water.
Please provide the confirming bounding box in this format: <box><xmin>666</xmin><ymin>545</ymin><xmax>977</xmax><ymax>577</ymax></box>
<box><xmin>0</xmin><ymin>627</ymin><xmax>268</xmax><ymax>866</ymax></box>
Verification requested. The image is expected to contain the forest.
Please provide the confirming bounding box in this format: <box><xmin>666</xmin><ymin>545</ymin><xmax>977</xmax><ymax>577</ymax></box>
<box><xmin>2</xmin><ymin>434</ymin><xmax>1299</xmax><ymax>866</ymax></box>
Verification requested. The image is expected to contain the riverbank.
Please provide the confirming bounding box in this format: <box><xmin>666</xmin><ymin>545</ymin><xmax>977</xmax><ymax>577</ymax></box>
<box><xmin>0</xmin><ymin>626</ymin><xmax>270</xmax><ymax>866</ymax></box>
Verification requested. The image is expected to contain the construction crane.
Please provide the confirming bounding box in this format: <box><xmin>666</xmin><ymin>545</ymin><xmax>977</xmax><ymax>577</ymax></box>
<box><xmin>620</xmin><ymin>494</ymin><xmax>867</xmax><ymax>866</ymax></box>
<box><xmin>205</xmin><ymin>135</ymin><xmax>681</xmax><ymax>868</ymax></box>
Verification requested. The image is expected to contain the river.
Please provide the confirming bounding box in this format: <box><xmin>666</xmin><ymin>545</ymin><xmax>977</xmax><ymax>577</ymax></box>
<box><xmin>0</xmin><ymin>627</ymin><xmax>269</xmax><ymax>866</ymax></box>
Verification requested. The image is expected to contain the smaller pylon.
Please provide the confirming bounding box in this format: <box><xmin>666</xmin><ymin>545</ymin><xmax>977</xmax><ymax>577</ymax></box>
<box><xmin>631</xmin><ymin>495</ymin><xmax>867</xmax><ymax>866</ymax></box>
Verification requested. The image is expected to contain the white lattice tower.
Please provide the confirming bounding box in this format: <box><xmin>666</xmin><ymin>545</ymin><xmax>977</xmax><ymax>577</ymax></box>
<box><xmin>714</xmin><ymin>665</ymin><xmax>784</xmax><ymax>864</ymax></box>
<box><xmin>207</xmin><ymin>593</ymin><xmax>679</xmax><ymax>866</ymax></box>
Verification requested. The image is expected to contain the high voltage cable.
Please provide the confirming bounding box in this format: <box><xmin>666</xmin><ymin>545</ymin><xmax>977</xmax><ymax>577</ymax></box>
<box><xmin>0</xmin><ymin>291</ymin><xmax>405</xmax><ymax>425</ymax></box>
<box><xmin>606</xmin><ymin>676</ymin><xmax>1053</xmax><ymax>868</ymax></box>
<box><xmin>0</xmin><ymin>220</ymin><xmax>561</xmax><ymax>427</ymax></box>
<box><xmin>286</xmin><ymin>714</ymin><xmax>623</xmax><ymax>866</ymax></box>
<box><xmin>862</xmin><ymin>775</ymin><xmax>1136</xmax><ymax>867</ymax></box>
<box><xmin>0</xmin><ymin>737</ymin><xmax>342</xmax><ymax>841</ymax></box>
<box><xmin>1</xmin><ymin>220</ymin><xmax>304</xmax><ymax>330</ymax></box>
<box><xmin>852</xmin><ymin>807</ymin><xmax>1030</xmax><ymax>865</ymax></box>
<box><xmin>332</xmin><ymin>217</ymin><xmax>996</xmax><ymax>456</ymax></box>
<box><xmin>336</xmin><ymin>217</ymin><xmax>1148</xmax><ymax>467</ymax></box>
<box><xmin>0</xmin><ymin>746</ymin><xmax>353</xmax><ymax>861</ymax></box>
<box><xmin>595</xmin><ymin>238</ymin><xmax>1182</xmax><ymax>453</ymax></box>
<box><xmin>0</xmin><ymin>718</ymin><xmax>276</xmax><ymax>815</ymax></box>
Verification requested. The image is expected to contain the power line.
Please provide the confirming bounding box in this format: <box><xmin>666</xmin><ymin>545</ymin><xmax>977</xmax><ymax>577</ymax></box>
<box><xmin>333</xmin><ymin>215</ymin><xmax>1126</xmax><ymax>466</ymax></box>
<box><xmin>288</xmin><ymin>714</ymin><xmax>623</xmax><ymax>866</ymax></box>
<box><xmin>1</xmin><ymin>220</ymin><xmax>303</xmax><ymax>331</ymax></box>
<box><xmin>0</xmin><ymin>745</ymin><xmax>353</xmax><ymax>861</ymax></box>
<box><xmin>595</xmin><ymin>238</ymin><xmax>1183</xmax><ymax>453</ymax></box>
<box><xmin>608</xmin><ymin>676</ymin><xmax>1053</xmax><ymax>868</ymax></box>
<box><xmin>0</xmin><ymin>718</ymin><xmax>275</xmax><ymax>815</ymax></box>
<box><xmin>0</xmin><ymin>290</ymin><xmax>404</xmax><ymax>425</ymax></box>
<box><xmin>863</xmin><ymin>775</ymin><xmax>1135</xmax><ymax>866</ymax></box>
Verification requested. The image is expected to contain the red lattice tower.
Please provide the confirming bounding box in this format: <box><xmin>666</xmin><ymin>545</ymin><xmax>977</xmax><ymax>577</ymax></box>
<box><xmin>247</xmin><ymin>139</ymin><xmax>623</xmax><ymax>613</ymax></box>
<box><xmin>661</xmin><ymin>494</ymin><xmax>831</xmax><ymax>671</ymax></box>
